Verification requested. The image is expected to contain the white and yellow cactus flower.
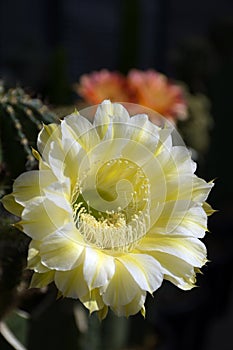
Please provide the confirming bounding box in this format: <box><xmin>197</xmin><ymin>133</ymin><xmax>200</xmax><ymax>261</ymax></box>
<box><xmin>2</xmin><ymin>100</ymin><xmax>214</xmax><ymax>319</ymax></box>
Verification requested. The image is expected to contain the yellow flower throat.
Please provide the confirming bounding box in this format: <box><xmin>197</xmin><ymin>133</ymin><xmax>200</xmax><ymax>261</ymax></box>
<box><xmin>72</xmin><ymin>158</ymin><xmax>151</xmax><ymax>251</ymax></box>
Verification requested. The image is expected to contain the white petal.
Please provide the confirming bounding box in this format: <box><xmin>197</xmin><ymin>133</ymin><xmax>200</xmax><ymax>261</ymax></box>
<box><xmin>95</xmin><ymin>100</ymin><xmax>130</xmax><ymax>123</ymax></box>
<box><xmin>111</xmin><ymin>102</ymin><xmax>130</xmax><ymax>121</ymax></box>
<box><xmin>102</xmin><ymin>260</ymin><xmax>140</xmax><ymax>307</ymax></box>
<box><xmin>151</xmin><ymin>251</ymin><xmax>197</xmax><ymax>290</ymax></box>
<box><xmin>152</xmin><ymin>201</ymin><xmax>208</xmax><ymax>238</ymax></box>
<box><xmin>159</xmin><ymin>146</ymin><xmax>195</xmax><ymax>176</ymax></box>
<box><xmin>154</xmin><ymin>127</ymin><xmax>173</xmax><ymax>156</ymax></box>
<box><xmin>121</xmin><ymin>138</ymin><xmax>157</xmax><ymax>170</ymax></box>
<box><xmin>40</xmin><ymin>224</ymin><xmax>84</xmax><ymax>270</ymax></box>
<box><xmin>165</xmin><ymin>175</ymin><xmax>194</xmax><ymax>202</ymax></box>
<box><xmin>192</xmin><ymin>176</ymin><xmax>214</xmax><ymax>203</ymax></box>
<box><xmin>173</xmin><ymin>205</ymin><xmax>207</xmax><ymax>238</ymax></box>
<box><xmin>37</xmin><ymin>123</ymin><xmax>61</xmax><ymax>162</ymax></box>
<box><xmin>62</xmin><ymin>113</ymin><xmax>99</xmax><ymax>151</ymax></box>
<box><xmin>59</xmin><ymin>137</ymin><xmax>85</xmax><ymax>189</ymax></box>
<box><xmin>1</xmin><ymin>194</ymin><xmax>23</xmax><ymax>217</ymax></box>
<box><xmin>93</xmin><ymin>101</ymin><xmax>111</xmax><ymax>139</ymax></box>
<box><xmin>21</xmin><ymin>198</ymin><xmax>69</xmax><ymax>240</ymax></box>
<box><xmin>44</xmin><ymin>179</ymin><xmax>72</xmax><ymax>213</ymax></box>
<box><xmin>139</xmin><ymin>235</ymin><xmax>207</xmax><ymax>267</ymax></box>
<box><xmin>118</xmin><ymin>254</ymin><xmax>163</xmax><ymax>293</ymax></box>
<box><xmin>111</xmin><ymin>290</ymin><xmax>146</xmax><ymax>317</ymax></box>
<box><xmin>104</xmin><ymin>119</ymin><xmax>129</xmax><ymax>140</ymax></box>
<box><xmin>128</xmin><ymin>114</ymin><xmax>160</xmax><ymax>152</ymax></box>
<box><xmin>13</xmin><ymin>170</ymin><xmax>56</xmax><ymax>204</ymax></box>
<box><xmin>83</xmin><ymin>247</ymin><xmax>115</xmax><ymax>289</ymax></box>
<box><xmin>55</xmin><ymin>261</ymin><xmax>88</xmax><ymax>298</ymax></box>
<box><xmin>94</xmin><ymin>101</ymin><xmax>131</xmax><ymax>140</ymax></box>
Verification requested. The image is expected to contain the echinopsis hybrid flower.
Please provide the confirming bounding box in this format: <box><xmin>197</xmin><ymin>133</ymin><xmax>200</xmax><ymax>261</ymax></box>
<box><xmin>128</xmin><ymin>69</ymin><xmax>187</xmax><ymax>122</ymax></box>
<box><xmin>76</xmin><ymin>69</ymin><xmax>188</xmax><ymax>123</ymax></box>
<box><xmin>2</xmin><ymin>100</ymin><xmax>213</xmax><ymax>319</ymax></box>
<box><xmin>75</xmin><ymin>69</ymin><xmax>130</xmax><ymax>104</ymax></box>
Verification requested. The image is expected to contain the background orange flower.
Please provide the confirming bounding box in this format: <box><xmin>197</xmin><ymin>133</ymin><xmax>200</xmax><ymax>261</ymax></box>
<box><xmin>127</xmin><ymin>69</ymin><xmax>187</xmax><ymax>123</ymax></box>
<box><xmin>76</xmin><ymin>69</ymin><xmax>188</xmax><ymax>124</ymax></box>
<box><xmin>75</xmin><ymin>69</ymin><xmax>131</xmax><ymax>104</ymax></box>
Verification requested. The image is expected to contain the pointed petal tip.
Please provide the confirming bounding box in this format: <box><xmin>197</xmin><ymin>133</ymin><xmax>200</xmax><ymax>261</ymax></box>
<box><xmin>141</xmin><ymin>305</ymin><xmax>146</xmax><ymax>318</ymax></box>
<box><xmin>56</xmin><ymin>290</ymin><xmax>64</xmax><ymax>300</ymax></box>
<box><xmin>31</xmin><ymin>148</ymin><xmax>40</xmax><ymax>160</ymax></box>
<box><xmin>97</xmin><ymin>306</ymin><xmax>108</xmax><ymax>321</ymax></box>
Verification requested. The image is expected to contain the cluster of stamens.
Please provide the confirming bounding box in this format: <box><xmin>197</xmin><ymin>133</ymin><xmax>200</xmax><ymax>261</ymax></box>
<box><xmin>72</xmin><ymin>159</ymin><xmax>151</xmax><ymax>251</ymax></box>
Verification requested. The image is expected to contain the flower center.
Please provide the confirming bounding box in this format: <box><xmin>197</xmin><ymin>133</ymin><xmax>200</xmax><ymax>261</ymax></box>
<box><xmin>72</xmin><ymin>158</ymin><xmax>151</xmax><ymax>251</ymax></box>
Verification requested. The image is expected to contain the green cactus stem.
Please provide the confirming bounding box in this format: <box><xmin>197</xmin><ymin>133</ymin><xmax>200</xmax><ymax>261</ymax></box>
<box><xmin>0</xmin><ymin>81</ymin><xmax>57</xmax><ymax>194</ymax></box>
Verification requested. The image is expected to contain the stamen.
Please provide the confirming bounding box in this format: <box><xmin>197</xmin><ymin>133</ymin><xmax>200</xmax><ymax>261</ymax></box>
<box><xmin>76</xmin><ymin>203</ymin><xmax>150</xmax><ymax>252</ymax></box>
<box><xmin>72</xmin><ymin>158</ymin><xmax>151</xmax><ymax>251</ymax></box>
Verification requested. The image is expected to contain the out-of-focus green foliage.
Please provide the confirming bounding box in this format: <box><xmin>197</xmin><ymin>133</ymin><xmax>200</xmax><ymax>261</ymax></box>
<box><xmin>178</xmin><ymin>91</ymin><xmax>213</xmax><ymax>156</ymax></box>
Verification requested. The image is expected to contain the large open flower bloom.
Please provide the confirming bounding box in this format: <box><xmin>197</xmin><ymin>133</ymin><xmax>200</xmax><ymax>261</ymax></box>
<box><xmin>2</xmin><ymin>100</ymin><xmax>213</xmax><ymax>319</ymax></box>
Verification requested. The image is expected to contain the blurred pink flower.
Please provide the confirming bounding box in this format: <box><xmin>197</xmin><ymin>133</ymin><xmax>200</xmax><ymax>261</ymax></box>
<box><xmin>75</xmin><ymin>69</ymin><xmax>131</xmax><ymax>104</ymax></box>
<box><xmin>128</xmin><ymin>69</ymin><xmax>187</xmax><ymax>122</ymax></box>
<box><xmin>75</xmin><ymin>69</ymin><xmax>188</xmax><ymax>124</ymax></box>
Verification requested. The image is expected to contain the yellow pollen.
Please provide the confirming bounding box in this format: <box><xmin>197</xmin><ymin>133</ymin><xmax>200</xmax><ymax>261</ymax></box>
<box><xmin>77</xmin><ymin>208</ymin><xmax>150</xmax><ymax>252</ymax></box>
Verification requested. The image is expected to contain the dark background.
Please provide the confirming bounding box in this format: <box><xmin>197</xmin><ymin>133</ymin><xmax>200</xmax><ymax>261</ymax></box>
<box><xmin>1</xmin><ymin>0</ymin><xmax>232</xmax><ymax>96</ymax></box>
<box><xmin>1</xmin><ymin>1</ymin><xmax>233</xmax><ymax>349</ymax></box>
